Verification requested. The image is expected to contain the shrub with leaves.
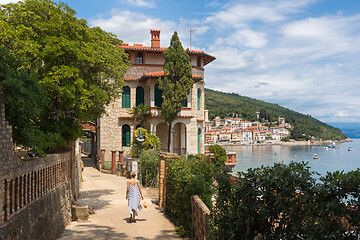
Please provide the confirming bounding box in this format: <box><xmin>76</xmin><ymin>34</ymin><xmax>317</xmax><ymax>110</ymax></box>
<box><xmin>139</xmin><ymin>149</ymin><xmax>159</xmax><ymax>188</ymax></box>
<box><xmin>210</xmin><ymin>162</ymin><xmax>360</xmax><ymax>239</ymax></box>
<box><xmin>131</xmin><ymin>128</ymin><xmax>160</xmax><ymax>157</ymax></box>
<box><xmin>166</xmin><ymin>153</ymin><xmax>221</xmax><ymax>237</ymax></box>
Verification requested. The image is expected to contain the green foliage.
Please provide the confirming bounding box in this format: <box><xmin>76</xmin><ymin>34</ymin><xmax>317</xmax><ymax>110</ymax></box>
<box><xmin>166</xmin><ymin>154</ymin><xmax>218</xmax><ymax>237</ymax></box>
<box><xmin>102</xmin><ymin>161</ymin><xmax>112</xmax><ymax>170</ymax></box>
<box><xmin>140</xmin><ymin>149</ymin><xmax>159</xmax><ymax>188</ymax></box>
<box><xmin>128</xmin><ymin>104</ymin><xmax>151</xmax><ymax>127</ymax></box>
<box><xmin>208</xmin><ymin>144</ymin><xmax>227</xmax><ymax>168</ymax></box>
<box><xmin>0</xmin><ymin>0</ymin><xmax>128</xmax><ymax>154</ymax></box>
<box><xmin>131</xmin><ymin>128</ymin><xmax>160</xmax><ymax>157</ymax></box>
<box><xmin>210</xmin><ymin>162</ymin><xmax>360</xmax><ymax>239</ymax></box>
<box><xmin>0</xmin><ymin>47</ymin><xmax>58</xmax><ymax>156</ymax></box>
<box><xmin>159</xmin><ymin>31</ymin><xmax>193</xmax><ymax>150</ymax></box>
<box><xmin>205</xmin><ymin>88</ymin><xmax>347</xmax><ymax>141</ymax></box>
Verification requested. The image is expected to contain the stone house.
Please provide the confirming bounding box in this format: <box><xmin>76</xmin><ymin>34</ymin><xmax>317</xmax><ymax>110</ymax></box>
<box><xmin>97</xmin><ymin>29</ymin><xmax>215</xmax><ymax>162</ymax></box>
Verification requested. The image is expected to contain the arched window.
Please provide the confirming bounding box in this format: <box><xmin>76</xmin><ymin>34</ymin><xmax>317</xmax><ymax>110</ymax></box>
<box><xmin>198</xmin><ymin>128</ymin><xmax>201</xmax><ymax>154</ymax></box>
<box><xmin>197</xmin><ymin>88</ymin><xmax>201</xmax><ymax>110</ymax></box>
<box><xmin>122</xmin><ymin>86</ymin><xmax>130</xmax><ymax>108</ymax></box>
<box><xmin>122</xmin><ymin>124</ymin><xmax>131</xmax><ymax>147</ymax></box>
<box><xmin>136</xmin><ymin>86</ymin><xmax>144</xmax><ymax>106</ymax></box>
<box><xmin>182</xmin><ymin>98</ymin><xmax>187</xmax><ymax>108</ymax></box>
<box><xmin>154</xmin><ymin>83</ymin><xmax>163</xmax><ymax>107</ymax></box>
<box><xmin>137</xmin><ymin>52</ymin><xmax>143</xmax><ymax>64</ymax></box>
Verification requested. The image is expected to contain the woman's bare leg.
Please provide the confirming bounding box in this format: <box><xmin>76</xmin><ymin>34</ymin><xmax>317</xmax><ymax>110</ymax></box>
<box><xmin>132</xmin><ymin>210</ymin><xmax>136</xmax><ymax>222</ymax></box>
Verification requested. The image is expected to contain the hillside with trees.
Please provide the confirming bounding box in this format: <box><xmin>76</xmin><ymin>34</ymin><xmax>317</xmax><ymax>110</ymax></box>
<box><xmin>205</xmin><ymin>88</ymin><xmax>347</xmax><ymax>141</ymax></box>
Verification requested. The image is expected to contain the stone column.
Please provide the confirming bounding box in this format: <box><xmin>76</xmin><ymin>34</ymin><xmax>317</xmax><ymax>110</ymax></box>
<box><xmin>111</xmin><ymin>151</ymin><xmax>116</xmax><ymax>174</ymax></box>
<box><xmin>100</xmin><ymin>149</ymin><xmax>105</xmax><ymax>170</ymax></box>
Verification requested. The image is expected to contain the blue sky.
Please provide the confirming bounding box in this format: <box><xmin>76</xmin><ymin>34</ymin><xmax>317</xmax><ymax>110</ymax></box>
<box><xmin>3</xmin><ymin>0</ymin><xmax>360</xmax><ymax>125</ymax></box>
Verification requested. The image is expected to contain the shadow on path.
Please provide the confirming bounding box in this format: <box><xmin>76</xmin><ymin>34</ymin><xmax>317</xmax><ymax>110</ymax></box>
<box><xmin>78</xmin><ymin>189</ymin><xmax>114</xmax><ymax>210</ymax></box>
<box><xmin>82</xmin><ymin>155</ymin><xmax>97</xmax><ymax>169</ymax></box>
<box><xmin>61</xmin><ymin>224</ymin><xmax>128</xmax><ymax>240</ymax></box>
<box><xmin>133</xmin><ymin>230</ymin><xmax>181</xmax><ymax>240</ymax></box>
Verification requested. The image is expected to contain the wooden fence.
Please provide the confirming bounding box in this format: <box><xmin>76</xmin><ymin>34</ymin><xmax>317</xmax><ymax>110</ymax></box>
<box><xmin>191</xmin><ymin>195</ymin><xmax>210</xmax><ymax>240</ymax></box>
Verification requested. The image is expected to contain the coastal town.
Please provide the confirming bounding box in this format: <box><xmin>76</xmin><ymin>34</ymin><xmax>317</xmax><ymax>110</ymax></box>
<box><xmin>204</xmin><ymin>115</ymin><xmax>292</xmax><ymax>145</ymax></box>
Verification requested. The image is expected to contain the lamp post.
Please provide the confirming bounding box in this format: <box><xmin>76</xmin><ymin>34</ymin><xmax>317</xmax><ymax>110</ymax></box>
<box><xmin>136</xmin><ymin>128</ymin><xmax>145</xmax><ymax>186</ymax></box>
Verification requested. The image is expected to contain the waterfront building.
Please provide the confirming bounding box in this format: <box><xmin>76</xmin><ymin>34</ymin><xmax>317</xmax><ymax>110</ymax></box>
<box><xmin>241</xmin><ymin>121</ymin><xmax>252</xmax><ymax>129</ymax></box>
<box><xmin>218</xmin><ymin>131</ymin><xmax>232</xmax><ymax>142</ymax></box>
<box><xmin>231</xmin><ymin>131</ymin><xmax>243</xmax><ymax>143</ymax></box>
<box><xmin>96</xmin><ymin>29</ymin><xmax>215</xmax><ymax>162</ymax></box>
<box><xmin>242</xmin><ymin>129</ymin><xmax>253</xmax><ymax>143</ymax></box>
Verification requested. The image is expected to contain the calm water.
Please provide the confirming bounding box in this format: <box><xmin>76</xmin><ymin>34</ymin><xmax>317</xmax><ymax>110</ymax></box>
<box><xmin>225</xmin><ymin>139</ymin><xmax>360</xmax><ymax>177</ymax></box>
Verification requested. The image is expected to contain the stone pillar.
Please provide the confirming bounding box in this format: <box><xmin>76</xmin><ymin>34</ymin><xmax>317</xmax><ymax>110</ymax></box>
<box><xmin>158</xmin><ymin>152</ymin><xmax>179</xmax><ymax>209</ymax></box>
<box><xmin>111</xmin><ymin>151</ymin><xmax>116</xmax><ymax>174</ymax></box>
<box><xmin>100</xmin><ymin>149</ymin><xmax>105</xmax><ymax>170</ymax></box>
<box><xmin>118</xmin><ymin>151</ymin><xmax>124</xmax><ymax>163</ymax></box>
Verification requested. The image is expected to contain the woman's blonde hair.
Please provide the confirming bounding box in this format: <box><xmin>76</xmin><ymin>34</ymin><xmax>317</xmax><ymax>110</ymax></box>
<box><xmin>130</xmin><ymin>171</ymin><xmax>136</xmax><ymax>178</ymax></box>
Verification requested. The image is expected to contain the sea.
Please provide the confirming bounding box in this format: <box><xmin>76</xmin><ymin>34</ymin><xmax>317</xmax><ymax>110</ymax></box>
<box><xmin>225</xmin><ymin>138</ymin><xmax>360</xmax><ymax>177</ymax></box>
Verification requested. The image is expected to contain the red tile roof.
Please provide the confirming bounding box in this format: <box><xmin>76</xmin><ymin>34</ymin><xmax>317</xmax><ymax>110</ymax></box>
<box><xmin>138</xmin><ymin>71</ymin><xmax>203</xmax><ymax>81</ymax></box>
<box><xmin>119</xmin><ymin>44</ymin><xmax>215</xmax><ymax>65</ymax></box>
<box><xmin>80</xmin><ymin>122</ymin><xmax>95</xmax><ymax>132</ymax></box>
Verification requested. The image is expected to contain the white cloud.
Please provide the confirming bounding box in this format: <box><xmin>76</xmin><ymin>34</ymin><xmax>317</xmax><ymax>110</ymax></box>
<box><xmin>0</xmin><ymin>0</ymin><xmax>22</xmax><ymax>4</ymax></box>
<box><xmin>120</xmin><ymin>0</ymin><xmax>155</xmax><ymax>8</ymax></box>
<box><xmin>89</xmin><ymin>9</ymin><xmax>176</xmax><ymax>46</ymax></box>
<box><xmin>199</xmin><ymin>0</ymin><xmax>360</xmax><ymax>123</ymax></box>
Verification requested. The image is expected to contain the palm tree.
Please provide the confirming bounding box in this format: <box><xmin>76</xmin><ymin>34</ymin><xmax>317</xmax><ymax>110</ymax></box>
<box><xmin>128</xmin><ymin>104</ymin><xmax>152</xmax><ymax>128</ymax></box>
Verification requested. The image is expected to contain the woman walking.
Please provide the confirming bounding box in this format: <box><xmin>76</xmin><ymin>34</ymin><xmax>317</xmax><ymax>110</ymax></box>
<box><xmin>126</xmin><ymin>171</ymin><xmax>144</xmax><ymax>223</ymax></box>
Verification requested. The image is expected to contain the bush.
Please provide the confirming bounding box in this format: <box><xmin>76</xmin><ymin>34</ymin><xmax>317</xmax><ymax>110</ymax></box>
<box><xmin>166</xmin><ymin>154</ymin><xmax>216</xmax><ymax>237</ymax></box>
<box><xmin>165</xmin><ymin>146</ymin><xmax>227</xmax><ymax>238</ymax></box>
<box><xmin>140</xmin><ymin>149</ymin><xmax>159</xmax><ymax>188</ymax></box>
<box><xmin>102</xmin><ymin>161</ymin><xmax>112</xmax><ymax>170</ymax></box>
<box><xmin>210</xmin><ymin>162</ymin><xmax>360</xmax><ymax>239</ymax></box>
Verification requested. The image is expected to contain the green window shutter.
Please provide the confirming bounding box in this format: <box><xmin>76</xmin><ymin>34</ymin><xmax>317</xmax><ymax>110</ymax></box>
<box><xmin>197</xmin><ymin>88</ymin><xmax>201</xmax><ymax>110</ymax></box>
<box><xmin>122</xmin><ymin>124</ymin><xmax>130</xmax><ymax>147</ymax></box>
<box><xmin>182</xmin><ymin>99</ymin><xmax>187</xmax><ymax>107</ymax></box>
<box><xmin>136</xmin><ymin>87</ymin><xmax>144</xmax><ymax>106</ymax></box>
<box><xmin>198</xmin><ymin>128</ymin><xmax>201</xmax><ymax>154</ymax></box>
<box><xmin>122</xmin><ymin>86</ymin><xmax>130</xmax><ymax>108</ymax></box>
<box><xmin>155</xmin><ymin>83</ymin><xmax>163</xmax><ymax>107</ymax></box>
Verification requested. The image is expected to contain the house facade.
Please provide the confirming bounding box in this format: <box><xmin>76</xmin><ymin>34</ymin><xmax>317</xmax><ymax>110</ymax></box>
<box><xmin>97</xmin><ymin>30</ymin><xmax>215</xmax><ymax>162</ymax></box>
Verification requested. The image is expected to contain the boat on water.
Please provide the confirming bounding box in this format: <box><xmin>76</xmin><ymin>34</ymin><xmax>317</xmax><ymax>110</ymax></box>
<box><xmin>313</xmin><ymin>154</ymin><xmax>319</xmax><ymax>160</ymax></box>
<box><xmin>348</xmin><ymin>147</ymin><xmax>354</xmax><ymax>151</ymax></box>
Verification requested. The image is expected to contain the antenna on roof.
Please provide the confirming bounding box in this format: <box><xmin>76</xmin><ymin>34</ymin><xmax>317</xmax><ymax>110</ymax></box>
<box><xmin>190</xmin><ymin>27</ymin><xmax>196</xmax><ymax>51</ymax></box>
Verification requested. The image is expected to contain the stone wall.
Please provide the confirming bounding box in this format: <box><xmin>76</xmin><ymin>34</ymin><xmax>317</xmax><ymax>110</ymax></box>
<box><xmin>0</xmin><ymin>85</ymin><xmax>74</xmax><ymax>240</ymax></box>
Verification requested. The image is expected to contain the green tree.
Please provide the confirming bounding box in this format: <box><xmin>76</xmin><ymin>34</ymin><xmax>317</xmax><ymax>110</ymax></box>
<box><xmin>128</xmin><ymin>103</ymin><xmax>151</xmax><ymax>128</ymax></box>
<box><xmin>0</xmin><ymin>0</ymin><xmax>128</xmax><ymax>154</ymax></box>
<box><xmin>0</xmin><ymin>47</ymin><xmax>56</xmax><ymax>156</ymax></box>
<box><xmin>159</xmin><ymin>31</ymin><xmax>193</xmax><ymax>152</ymax></box>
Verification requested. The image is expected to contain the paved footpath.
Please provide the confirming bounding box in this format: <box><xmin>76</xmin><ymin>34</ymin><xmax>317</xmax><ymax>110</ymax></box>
<box><xmin>59</xmin><ymin>156</ymin><xmax>180</xmax><ymax>240</ymax></box>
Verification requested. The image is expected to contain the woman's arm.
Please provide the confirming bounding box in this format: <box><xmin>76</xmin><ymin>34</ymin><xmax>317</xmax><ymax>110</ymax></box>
<box><xmin>137</xmin><ymin>180</ymin><xmax>144</xmax><ymax>200</ymax></box>
<box><xmin>126</xmin><ymin>180</ymin><xmax>129</xmax><ymax>199</ymax></box>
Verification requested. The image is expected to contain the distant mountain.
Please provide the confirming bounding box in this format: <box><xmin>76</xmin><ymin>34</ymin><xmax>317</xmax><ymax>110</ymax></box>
<box><xmin>205</xmin><ymin>88</ymin><xmax>347</xmax><ymax>141</ymax></box>
<box><xmin>327</xmin><ymin>122</ymin><xmax>360</xmax><ymax>139</ymax></box>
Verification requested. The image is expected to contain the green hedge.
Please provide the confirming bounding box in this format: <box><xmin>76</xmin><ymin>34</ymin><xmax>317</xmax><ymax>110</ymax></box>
<box><xmin>165</xmin><ymin>154</ymin><xmax>220</xmax><ymax>237</ymax></box>
<box><xmin>140</xmin><ymin>149</ymin><xmax>159</xmax><ymax>188</ymax></box>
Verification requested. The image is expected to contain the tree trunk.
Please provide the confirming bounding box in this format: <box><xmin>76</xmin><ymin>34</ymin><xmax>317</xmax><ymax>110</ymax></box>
<box><xmin>167</xmin><ymin>122</ymin><xmax>172</xmax><ymax>152</ymax></box>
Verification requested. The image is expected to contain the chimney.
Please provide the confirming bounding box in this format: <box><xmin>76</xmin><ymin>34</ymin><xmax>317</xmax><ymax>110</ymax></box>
<box><xmin>150</xmin><ymin>29</ymin><xmax>161</xmax><ymax>48</ymax></box>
